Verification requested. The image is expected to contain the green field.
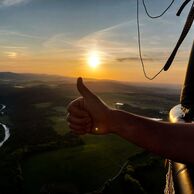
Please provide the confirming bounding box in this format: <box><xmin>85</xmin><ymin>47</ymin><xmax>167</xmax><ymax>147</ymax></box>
<box><xmin>22</xmin><ymin>135</ymin><xmax>142</xmax><ymax>194</ymax></box>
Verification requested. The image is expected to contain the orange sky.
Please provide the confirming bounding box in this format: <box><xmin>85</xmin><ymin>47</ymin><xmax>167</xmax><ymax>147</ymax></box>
<box><xmin>0</xmin><ymin>54</ymin><xmax>188</xmax><ymax>84</ymax></box>
<box><xmin>0</xmin><ymin>0</ymin><xmax>193</xmax><ymax>85</ymax></box>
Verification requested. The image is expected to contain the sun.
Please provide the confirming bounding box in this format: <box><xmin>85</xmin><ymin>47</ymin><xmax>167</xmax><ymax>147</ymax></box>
<box><xmin>87</xmin><ymin>51</ymin><xmax>101</xmax><ymax>69</ymax></box>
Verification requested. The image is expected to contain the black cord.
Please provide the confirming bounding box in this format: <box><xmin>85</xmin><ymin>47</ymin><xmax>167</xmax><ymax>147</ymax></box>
<box><xmin>164</xmin><ymin>1</ymin><xmax>194</xmax><ymax>71</ymax></box>
<box><xmin>177</xmin><ymin>0</ymin><xmax>191</xmax><ymax>16</ymax></box>
<box><xmin>137</xmin><ymin>0</ymin><xmax>164</xmax><ymax>80</ymax></box>
<box><xmin>142</xmin><ymin>0</ymin><xmax>175</xmax><ymax>19</ymax></box>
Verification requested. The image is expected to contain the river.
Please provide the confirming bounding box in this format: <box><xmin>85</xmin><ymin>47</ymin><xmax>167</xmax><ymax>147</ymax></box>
<box><xmin>0</xmin><ymin>104</ymin><xmax>10</xmax><ymax>147</ymax></box>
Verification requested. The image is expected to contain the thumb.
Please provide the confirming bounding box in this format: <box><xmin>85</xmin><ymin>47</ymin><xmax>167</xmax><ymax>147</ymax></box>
<box><xmin>77</xmin><ymin>77</ymin><xmax>95</xmax><ymax>99</ymax></box>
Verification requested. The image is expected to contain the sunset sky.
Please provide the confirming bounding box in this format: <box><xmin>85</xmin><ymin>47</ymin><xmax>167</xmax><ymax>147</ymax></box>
<box><xmin>0</xmin><ymin>0</ymin><xmax>193</xmax><ymax>84</ymax></box>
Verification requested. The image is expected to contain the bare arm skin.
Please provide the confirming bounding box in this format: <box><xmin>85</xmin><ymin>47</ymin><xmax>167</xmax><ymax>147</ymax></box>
<box><xmin>67</xmin><ymin>77</ymin><xmax>194</xmax><ymax>164</ymax></box>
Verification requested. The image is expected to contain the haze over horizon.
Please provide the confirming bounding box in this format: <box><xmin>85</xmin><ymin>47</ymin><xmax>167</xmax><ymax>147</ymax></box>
<box><xmin>0</xmin><ymin>0</ymin><xmax>193</xmax><ymax>84</ymax></box>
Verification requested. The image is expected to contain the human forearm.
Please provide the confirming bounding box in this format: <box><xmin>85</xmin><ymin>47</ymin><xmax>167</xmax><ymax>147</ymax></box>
<box><xmin>109</xmin><ymin>109</ymin><xmax>194</xmax><ymax>164</ymax></box>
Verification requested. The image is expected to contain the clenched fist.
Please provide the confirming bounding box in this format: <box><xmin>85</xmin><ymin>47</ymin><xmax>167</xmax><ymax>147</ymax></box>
<box><xmin>67</xmin><ymin>77</ymin><xmax>113</xmax><ymax>135</ymax></box>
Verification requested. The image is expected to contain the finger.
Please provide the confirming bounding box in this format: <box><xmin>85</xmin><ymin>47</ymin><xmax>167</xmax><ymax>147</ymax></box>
<box><xmin>85</xmin><ymin>123</ymin><xmax>92</xmax><ymax>133</ymax></box>
<box><xmin>68</xmin><ymin>122</ymin><xmax>92</xmax><ymax>134</ymax></box>
<box><xmin>67</xmin><ymin>106</ymin><xmax>89</xmax><ymax>118</ymax></box>
<box><xmin>77</xmin><ymin>77</ymin><xmax>96</xmax><ymax>99</ymax></box>
<box><xmin>67</xmin><ymin>114</ymin><xmax>93</xmax><ymax>133</ymax></box>
<box><xmin>73</xmin><ymin>125</ymin><xmax>92</xmax><ymax>134</ymax></box>
<box><xmin>67</xmin><ymin>97</ymin><xmax>83</xmax><ymax>112</ymax></box>
<box><xmin>67</xmin><ymin>97</ymin><xmax>84</xmax><ymax>109</ymax></box>
<box><xmin>67</xmin><ymin>115</ymin><xmax>91</xmax><ymax>125</ymax></box>
<box><xmin>68</xmin><ymin>123</ymin><xmax>87</xmax><ymax>131</ymax></box>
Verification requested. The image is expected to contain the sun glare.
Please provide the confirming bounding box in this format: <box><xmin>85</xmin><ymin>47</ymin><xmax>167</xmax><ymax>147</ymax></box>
<box><xmin>88</xmin><ymin>51</ymin><xmax>101</xmax><ymax>69</ymax></box>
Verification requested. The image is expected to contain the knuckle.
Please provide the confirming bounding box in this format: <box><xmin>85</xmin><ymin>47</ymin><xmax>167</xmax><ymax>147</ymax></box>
<box><xmin>66</xmin><ymin>113</ymin><xmax>70</xmax><ymax>121</ymax></box>
<box><xmin>67</xmin><ymin>98</ymin><xmax>78</xmax><ymax>111</ymax></box>
<box><xmin>67</xmin><ymin>116</ymin><xmax>71</xmax><ymax>123</ymax></box>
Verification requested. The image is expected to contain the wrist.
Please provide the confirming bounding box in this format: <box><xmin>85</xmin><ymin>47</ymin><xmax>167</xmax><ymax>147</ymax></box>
<box><xmin>107</xmin><ymin>108</ymin><xmax>121</xmax><ymax>134</ymax></box>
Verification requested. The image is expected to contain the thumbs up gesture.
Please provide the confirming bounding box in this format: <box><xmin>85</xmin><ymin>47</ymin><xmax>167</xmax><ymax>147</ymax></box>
<box><xmin>67</xmin><ymin>77</ymin><xmax>112</xmax><ymax>135</ymax></box>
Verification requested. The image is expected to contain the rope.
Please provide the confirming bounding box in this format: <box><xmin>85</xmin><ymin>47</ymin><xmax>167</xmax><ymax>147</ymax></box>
<box><xmin>142</xmin><ymin>0</ymin><xmax>175</xmax><ymax>19</ymax></box>
<box><xmin>137</xmin><ymin>0</ymin><xmax>194</xmax><ymax>79</ymax></box>
<box><xmin>137</xmin><ymin>0</ymin><xmax>166</xmax><ymax>80</ymax></box>
<box><xmin>164</xmin><ymin>1</ymin><xmax>194</xmax><ymax>70</ymax></box>
<box><xmin>164</xmin><ymin>160</ymin><xmax>175</xmax><ymax>194</ymax></box>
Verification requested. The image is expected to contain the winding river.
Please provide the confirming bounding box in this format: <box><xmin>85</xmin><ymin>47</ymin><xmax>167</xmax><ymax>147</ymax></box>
<box><xmin>0</xmin><ymin>104</ymin><xmax>10</xmax><ymax>147</ymax></box>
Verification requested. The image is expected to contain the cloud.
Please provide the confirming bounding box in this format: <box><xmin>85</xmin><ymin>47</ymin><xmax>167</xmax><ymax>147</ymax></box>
<box><xmin>42</xmin><ymin>22</ymin><xmax>137</xmax><ymax>60</ymax></box>
<box><xmin>42</xmin><ymin>34</ymin><xmax>80</xmax><ymax>60</ymax></box>
<box><xmin>75</xmin><ymin>21</ymin><xmax>138</xmax><ymax>58</ymax></box>
<box><xmin>4</xmin><ymin>51</ymin><xmax>17</xmax><ymax>58</ymax></box>
<box><xmin>42</xmin><ymin>21</ymin><xmax>163</xmax><ymax>62</ymax></box>
<box><xmin>42</xmin><ymin>16</ymin><xmax>192</xmax><ymax>64</ymax></box>
<box><xmin>0</xmin><ymin>0</ymin><xmax>29</xmax><ymax>7</ymax></box>
<box><xmin>0</xmin><ymin>29</ymin><xmax>43</xmax><ymax>39</ymax></box>
<box><xmin>0</xmin><ymin>27</ymin><xmax>46</xmax><ymax>59</ymax></box>
<box><xmin>0</xmin><ymin>46</ymin><xmax>28</xmax><ymax>50</ymax></box>
<box><xmin>43</xmin><ymin>34</ymin><xmax>75</xmax><ymax>51</ymax></box>
<box><xmin>117</xmin><ymin>57</ymin><xmax>155</xmax><ymax>62</ymax></box>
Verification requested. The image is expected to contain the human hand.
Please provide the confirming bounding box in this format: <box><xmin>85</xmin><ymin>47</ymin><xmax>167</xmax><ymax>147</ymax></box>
<box><xmin>67</xmin><ymin>77</ymin><xmax>112</xmax><ymax>135</ymax></box>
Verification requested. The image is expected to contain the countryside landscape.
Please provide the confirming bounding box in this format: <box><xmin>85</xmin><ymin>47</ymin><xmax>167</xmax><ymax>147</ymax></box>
<box><xmin>0</xmin><ymin>72</ymin><xmax>181</xmax><ymax>194</ymax></box>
